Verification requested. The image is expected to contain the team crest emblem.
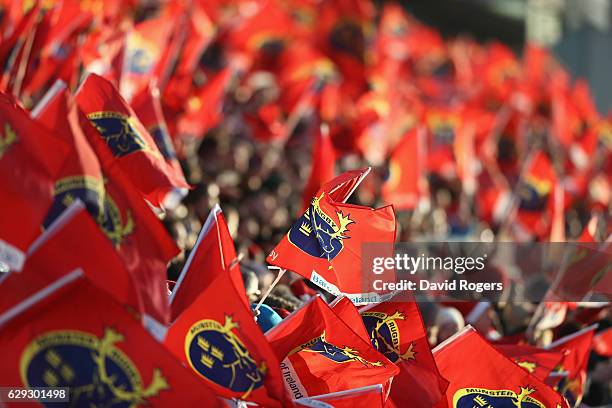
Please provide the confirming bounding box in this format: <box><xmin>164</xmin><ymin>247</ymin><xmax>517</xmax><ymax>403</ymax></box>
<box><xmin>292</xmin><ymin>331</ymin><xmax>383</xmax><ymax>368</ymax></box>
<box><xmin>518</xmin><ymin>175</ymin><xmax>551</xmax><ymax>211</ymax></box>
<box><xmin>288</xmin><ymin>192</ymin><xmax>354</xmax><ymax>261</ymax></box>
<box><xmin>453</xmin><ymin>386</ymin><xmax>546</xmax><ymax>408</ymax></box>
<box><xmin>99</xmin><ymin>190</ymin><xmax>134</xmax><ymax>247</ymax></box>
<box><xmin>20</xmin><ymin>328</ymin><xmax>169</xmax><ymax>407</ymax></box>
<box><xmin>0</xmin><ymin>123</ymin><xmax>18</xmax><ymax>158</ymax></box>
<box><xmin>126</xmin><ymin>35</ymin><xmax>158</xmax><ymax>75</ymax></box>
<box><xmin>44</xmin><ymin>176</ymin><xmax>105</xmax><ymax>228</ymax></box>
<box><xmin>184</xmin><ymin>316</ymin><xmax>266</xmax><ymax>399</ymax></box>
<box><xmin>362</xmin><ymin>311</ymin><xmax>415</xmax><ymax>363</ymax></box>
<box><xmin>427</xmin><ymin>114</ymin><xmax>459</xmax><ymax>146</ymax></box>
<box><xmin>148</xmin><ymin>125</ymin><xmax>177</xmax><ymax>161</ymax></box>
<box><xmin>87</xmin><ymin>112</ymin><xmax>149</xmax><ymax>157</ymax></box>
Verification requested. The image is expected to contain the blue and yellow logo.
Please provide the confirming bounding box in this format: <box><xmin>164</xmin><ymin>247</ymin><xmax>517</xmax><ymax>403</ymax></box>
<box><xmin>20</xmin><ymin>328</ymin><xmax>169</xmax><ymax>407</ymax></box>
<box><xmin>87</xmin><ymin>112</ymin><xmax>149</xmax><ymax>157</ymax></box>
<box><xmin>44</xmin><ymin>176</ymin><xmax>105</xmax><ymax>228</ymax></box>
<box><xmin>362</xmin><ymin>311</ymin><xmax>416</xmax><ymax>363</ymax></box>
<box><xmin>292</xmin><ymin>331</ymin><xmax>383</xmax><ymax>367</ymax></box>
<box><xmin>453</xmin><ymin>387</ymin><xmax>547</xmax><ymax>408</ymax></box>
<box><xmin>288</xmin><ymin>192</ymin><xmax>354</xmax><ymax>261</ymax></box>
<box><xmin>518</xmin><ymin>174</ymin><xmax>552</xmax><ymax>212</ymax></box>
<box><xmin>184</xmin><ymin>316</ymin><xmax>266</xmax><ymax>399</ymax></box>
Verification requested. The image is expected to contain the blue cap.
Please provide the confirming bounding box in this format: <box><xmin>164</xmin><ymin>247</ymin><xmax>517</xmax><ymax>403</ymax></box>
<box><xmin>252</xmin><ymin>303</ymin><xmax>283</xmax><ymax>333</ymax></box>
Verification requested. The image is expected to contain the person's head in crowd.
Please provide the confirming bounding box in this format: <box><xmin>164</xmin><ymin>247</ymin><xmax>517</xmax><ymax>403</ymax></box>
<box><xmin>434</xmin><ymin>306</ymin><xmax>465</xmax><ymax>344</ymax></box>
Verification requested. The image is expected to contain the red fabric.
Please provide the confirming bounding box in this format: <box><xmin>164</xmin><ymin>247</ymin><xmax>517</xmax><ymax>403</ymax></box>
<box><xmin>170</xmin><ymin>206</ymin><xmax>246</xmax><ymax>321</ymax></box>
<box><xmin>265</xmin><ymin>296</ymin><xmax>399</xmax><ymax>399</ymax></box>
<box><xmin>382</xmin><ymin>127</ymin><xmax>421</xmax><ymax>210</ymax></box>
<box><xmin>360</xmin><ymin>295</ymin><xmax>449</xmax><ymax>408</ymax></box>
<box><xmin>267</xmin><ymin>169</ymin><xmax>396</xmax><ymax>302</ymax></box>
<box><xmin>0</xmin><ymin>91</ymin><xmax>68</xmax><ymax>271</ymax></box>
<box><xmin>0</xmin><ymin>275</ymin><xmax>222</xmax><ymax>407</ymax></box>
<box><xmin>76</xmin><ymin>73</ymin><xmax>188</xmax><ymax>206</ymax></box>
<box><xmin>164</xmin><ymin>262</ymin><xmax>286</xmax><ymax>407</ymax></box>
<box><xmin>593</xmin><ymin>328</ymin><xmax>612</xmax><ymax>357</ymax></box>
<box><xmin>495</xmin><ymin>344</ymin><xmax>565</xmax><ymax>381</ymax></box>
<box><xmin>301</xmin><ymin>123</ymin><xmax>336</xmax><ymax>211</ymax></box>
<box><xmin>434</xmin><ymin>328</ymin><xmax>568</xmax><ymax>408</ymax></box>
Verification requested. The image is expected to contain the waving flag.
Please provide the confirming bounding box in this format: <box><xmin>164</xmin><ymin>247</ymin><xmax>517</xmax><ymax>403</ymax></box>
<box><xmin>495</xmin><ymin>344</ymin><xmax>565</xmax><ymax>381</ymax></box>
<box><xmin>301</xmin><ymin>123</ymin><xmax>336</xmax><ymax>211</ymax></box>
<box><xmin>382</xmin><ymin>127</ymin><xmax>425</xmax><ymax>210</ymax></box>
<box><xmin>548</xmin><ymin>325</ymin><xmax>596</xmax><ymax>407</ymax></box>
<box><xmin>515</xmin><ymin>150</ymin><xmax>558</xmax><ymax>240</ymax></box>
<box><xmin>265</xmin><ymin>296</ymin><xmax>399</xmax><ymax>400</ymax></box>
<box><xmin>75</xmin><ymin>73</ymin><xmax>188</xmax><ymax>206</ymax></box>
<box><xmin>434</xmin><ymin>327</ymin><xmax>568</xmax><ymax>408</ymax></box>
<box><xmin>24</xmin><ymin>201</ymin><xmax>142</xmax><ymax>315</ymax></box>
<box><xmin>31</xmin><ymin>81</ymin><xmax>105</xmax><ymax>228</ymax></box>
<box><xmin>593</xmin><ymin>328</ymin><xmax>612</xmax><ymax>357</ymax></box>
<box><xmin>360</xmin><ymin>293</ymin><xmax>448</xmax><ymax>407</ymax></box>
<box><xmin>131</xmin><ymin>83</ymin><xmax>187</xmax><ymax>199</ymax></box>
<box><xmin>169</xmin><ymin>205</ymin><xmax>245</xmax><ymax>321</ymax></box>
<box><xmin>0</xmin><ymin>91</ymin><xmax>68</xmax><ymax>271</ymax></box>
<box><xmin>267</xmin><ymin>169</ymin><xmax>396</xmax><ymax>304</ymax></box>
<box><xmin>164</xmin><ymin>255</ymin><xmax>286</xmax><ymax>406</ymax></box>
<box><xmin>294</xmin><ymin>384</ymin><xmax>385</xmax><ymax>408</ymax></box>
<box><xmin>0</xmin><ymin>273</ymin><xmax>223</xmax><ymax>407</ymax></box>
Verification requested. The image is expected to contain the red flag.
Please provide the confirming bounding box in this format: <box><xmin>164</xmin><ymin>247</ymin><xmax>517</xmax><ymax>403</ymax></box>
<box><xmin>23</xmin><ymin>201</ymin><xmax>142</xmax><ymax>315</ymax></box>
<box><xmin>294</xmin><ymin>384</ymin><xmax>385</xmax><ymax>408</ymax></box>
<box><xmin>434</xmin><ymin>327</ymin><xmax>568</xmax><ymax>408</ymax></box>
<box><xmin>267</xmin><ymin>169</ymin><xmax>396</xmax><ymax>303</ymax></box>
<box><xmin>164</xmin><ymin>257</ymin><xmax>286</xmax><ymax>406</ymax></box>
<box><xmin>265</xmin><ymin>296</ymin><xmax>399</xmax><ymax>399</ymax></box>
<box><xmin>169</xmin><ymin>205</ymin><xmax>245</xmax><ymax>321</ymax></box>
<box><xmin>0</xmin><ymin>272</ymin><xmax>223</xmax><ymax>407</ymax></box>
<box><xmin>382</xmin><ymin>127</ymin><xmax>425</xmax><ymax>210</ymax></box>
<box><xmin>120</xmin><ymin>10</ymin><xmax>177</xmax><ymax>100</ymax></box>
<box><xmin>0</xmin><ymin>91</ymin><xmax>68</xmax><ymax>271</ymax></box>
<box><xmin>495</xmin><ymin>344</ymin><xmax>565</xmax><ymax>381</ymax></box>
<box><xmin>31</xmin><ymin>81</ymin><xmax>105</xmax><ymax>227</ymax></box>
<box><xmin>515</xmin><ymin>151</ymin><xmax>558</xmax><ymax>240</ymax></box>
<box><xmin>131</xmin><ymin>83</ymin><xmax>187</xmax><ymax>199</ymax></box>
<box><xmin>177</xmin><ymin>67</ymin><xmax>233</xmax><ymax>138</ymax></box>
<box><xmin>548</xmin><ymin>325</ymin><xmax>596</xmax><ymax>406</ymax></box>
<box><xmin>360</xmin><ymin>294</ymin><xmax>449</xmax><ymax>407</ymax></box>
<box><xmin>75</xmin><ymin>73</ymin><xmax>188</xmax><ymax>206</ymax></box>
<box><xmin>593</xmin><ymin>327</ymin><xmax>612</xmax><ymax>357</ymax></box>
<box><xmin>301</xmin><ymin>123</ymin><xmax>336</xmax><ymax>211</ymax></box>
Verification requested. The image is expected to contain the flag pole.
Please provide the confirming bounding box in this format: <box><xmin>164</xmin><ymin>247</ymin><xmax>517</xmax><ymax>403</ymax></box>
<box><xmin>254</xmin><ymin>267</ymin><xmax>286</xmax><ymax>313</ymax></box>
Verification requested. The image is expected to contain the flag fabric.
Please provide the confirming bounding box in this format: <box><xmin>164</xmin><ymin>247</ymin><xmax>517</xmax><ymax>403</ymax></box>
<box><xmin>265</xmin><ymin>296</ymin><xmax>399</xmax><ymax>400</ymax></box>
<box><xmin>360</xmin><ymin>293</ymin><xmax>449</xmax><ymax>408</ymax></box>
<box><xmin>515</xmin><ymin>150</ymin><xmax>558</xmax><ymax>240</ymax></box>
<box><xmin>131</xmin><ymin>83</ymin><xmax>187</xmax><ymax>194</ymax></box>
<box><xmin>0</xmin><ymin>90</ymin><xmax>68</xmax><ymax>271</ymax></box>
<box><xmin>495</xmin><ymin>344</ymin><xmax>565</xmax><ymax>381</ymax></box>
<box><xmin>301</xmin><ymin>123</ymin><xmax>336</xmax><ymax>211</ymax></box>
<box><xmin>433</xmin><ymin>326</ymin><xmax>568</xmax><ymax>408</ymax></box>
<box><xmin>0</xmin><ymin>272</ymin><xmax>223</xmax><ymax>407</ymax></box>
<box><xmin>34</xmin><ymin>82</ymin><xmax>178</xmax><ymax>324</ymax></box>
<box><xmin>547</xmin><ymin>325</ymin><xmax>596</xmax><ymax>407</ymax></box>
<box><xmin>169</xmin><ymin>204</ymin><xmax>245</xmax><ymax>321</ymax></box>
<box><xmin>382</xmin><ymin>127</ymin><xmax>424</xmax><ymax>210</ymax></box>
<box><xmin>267</xmin><ymin>169</ymin><xmax>396</xmax><ymax>304</ymax></box>
<box><xmin>75</xmin><ymin>73</ymin><xmax>188</xmax><ymax>206</ymax></box>
<box><xmin>31</xmin><ymin>81</ymin><xmax>106</xmax><ymax>228</ymax></box>
<box><xmin>23</xmin><ymin>200</ymin><xmax>142</xmax><ymax>315</ymax></box>
<box><xmin>293</xmin><ymin>384</ymin><xmax>385</xmax><ymax>408</ymax></box>
<box><xmin>177</xmin><ymin>67</ymin><xmax>233</xmax><ymax>138</ymax></box>
<box><xmin>593</xmin><ymin>327</ymin><xmax>612</xmax><ymax>357</ymax></box>
<box><xmin>164</xmin><ymin>259</ymin><xmax>286</xmax><ymax>406</ymax></box>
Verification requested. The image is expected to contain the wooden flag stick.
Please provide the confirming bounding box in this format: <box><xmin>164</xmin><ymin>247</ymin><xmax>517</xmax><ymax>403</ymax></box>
<box><xmin>254</xmin><ymin>268</ymin><xmax>286</xmax><ymax>313</ymax></box>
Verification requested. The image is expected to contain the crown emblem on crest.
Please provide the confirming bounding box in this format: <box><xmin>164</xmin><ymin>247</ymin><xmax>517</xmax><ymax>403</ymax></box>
<box><xmin>300</xmin><ymin>221</ymin><xmax>313</xmax><ymax>235</ymax></box>
<box><xmin>364</xmin><ymin>311</ymin><xmax>416</xmax><ymax>363</ymax></box>
<box><xmin>0</xmin><ymin>123</ymin><xmax>18</xmax><ymax>158</ymax></box>
<box><xmin>473</xmin><ymin>395</ymin><xmax>487</xmax><ymax>406</ymax></box>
